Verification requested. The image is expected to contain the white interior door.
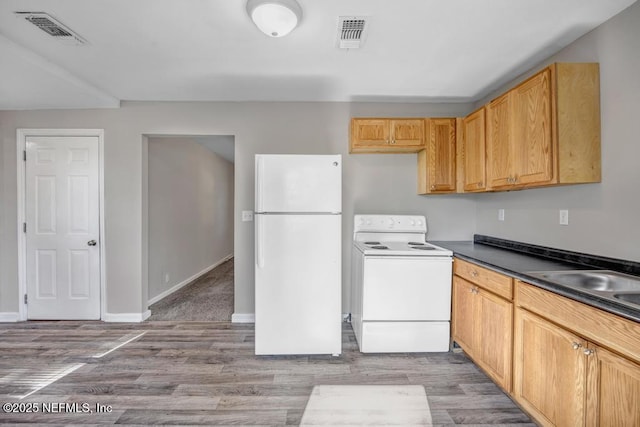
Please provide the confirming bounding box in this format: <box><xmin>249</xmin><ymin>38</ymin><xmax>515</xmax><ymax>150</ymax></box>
<box><xmin>25</xmin><ymin>136</ymin><xmax>101</xmax><ymax>319</ymax></box>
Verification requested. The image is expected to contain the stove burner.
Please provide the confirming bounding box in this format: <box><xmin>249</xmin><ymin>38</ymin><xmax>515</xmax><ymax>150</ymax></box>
<box><xmin>411</xmin><ymin>246</ymin><xmax>436</xmax><ymax>250</ymax></box>
<box><xmin>370</xmin><ymin>245</ymin><xmax>389</xmax><ymax>250</ymax></box>
<box><xmin>365</xmin><ymin>241</ymin><xmax>381</xmax><ymax>245</ymax></box>
<box><xmin>408</xmin><ymin>242</ymin><xmax>425</xmax><ymax>246</ymax></box>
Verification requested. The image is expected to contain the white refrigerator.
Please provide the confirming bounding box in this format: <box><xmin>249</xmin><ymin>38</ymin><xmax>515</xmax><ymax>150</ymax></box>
<box><xmin>254</xmin><ymin>154</ymin><xmax>342</xmax><ymax>356</ymax></box>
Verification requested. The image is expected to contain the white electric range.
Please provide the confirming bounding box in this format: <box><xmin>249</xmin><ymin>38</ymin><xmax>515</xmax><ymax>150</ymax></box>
<box><xmin>350</xmin><ymin>215</ymin><xmax>453</xmax><ymax>353</ymax></box>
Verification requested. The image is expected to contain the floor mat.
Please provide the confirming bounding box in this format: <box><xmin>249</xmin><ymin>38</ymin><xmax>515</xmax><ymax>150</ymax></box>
<box><xmin>300</xmin><ymin>385</ymin><xmax>433</xmax><ymax>426</ymax></box>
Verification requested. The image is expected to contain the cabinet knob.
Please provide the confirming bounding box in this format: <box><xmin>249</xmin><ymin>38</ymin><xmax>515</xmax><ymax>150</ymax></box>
<box><xmin>477</xmin><ymin>182</ymin><xmax>483</xmax><ymax>188</ymax></box>
<box><xmin>572</xmin><ymin>342</ymin><xmax>582</xmax><ymax>350</ymax></box>
<box><xmin>430</xmin><ymin>185</ymin><xmax>436</xmax><ymax>190</ymax></box>
<box><xmin>471</xmin><ymin>270</ymin><xmax>479</xmax><ymax>277</ymax></box>
<box><xmin>390</xmin><ymin>139</ymin><xmax>396</xmax><ymax>144</ymax></box>
<box><xmin>583</xmin><ymin>348</ymin><xmax>595</xmax><ymax>356</ymax></box>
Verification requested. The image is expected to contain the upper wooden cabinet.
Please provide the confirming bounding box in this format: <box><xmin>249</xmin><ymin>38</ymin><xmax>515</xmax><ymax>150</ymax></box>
<box><xmin>417</xmin><ymin>118</ymin><xmax>457</xmax><ymax>194</ymax></box>
<box><xmin>486</xmin><ymin>63</ymin><xmax>601</xmax><ymax>190</ymax></box>
<box><xmin>350</xmin><ymin>118</ymin><xmax>425</xmax><ymax>153</ymax></box>
<box><xmin>461</xmin><ymin>107</ymin><xmax>487</xmax><ymax>192</ymax></box>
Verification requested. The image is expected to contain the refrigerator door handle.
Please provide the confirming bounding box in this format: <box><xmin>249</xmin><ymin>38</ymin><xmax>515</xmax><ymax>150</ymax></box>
<box><xmin>256</xmin><ymin>156</ymin><xmax>264</xmax><ymax>212</ymax></box>
<box><xmin>256</xmin><ymin>215</ymin><xmax>265</xmax><ymax>268</ymax></box>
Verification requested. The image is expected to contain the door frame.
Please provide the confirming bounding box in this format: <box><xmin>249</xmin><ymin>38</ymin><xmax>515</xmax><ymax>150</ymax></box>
<box><xmin>16</xmin><ymin>129</ymin><xmax>106</xmax><ymax>321</ymax></box>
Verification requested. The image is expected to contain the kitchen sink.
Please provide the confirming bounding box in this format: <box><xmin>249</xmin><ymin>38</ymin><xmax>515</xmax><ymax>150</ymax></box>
<box><xmin>614</xmin><ymin>293</ymin><xmax>640</xmax><ymax>305</ymax></box>
<box><xmin>527</xmin><ymin>270</ymin><xmax>640</xmax><ymax>292</ymax></box>
<box><xmin>526</xmin><ymin>270</ymin><xmax>640</xmax><ymax>310</ymax></box>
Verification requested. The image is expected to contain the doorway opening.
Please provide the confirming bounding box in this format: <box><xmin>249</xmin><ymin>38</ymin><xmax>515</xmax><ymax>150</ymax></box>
<box><xmin>143</xmin><ymin>135</ymin><xmax>235</xmax><ymax>321</ymax></box>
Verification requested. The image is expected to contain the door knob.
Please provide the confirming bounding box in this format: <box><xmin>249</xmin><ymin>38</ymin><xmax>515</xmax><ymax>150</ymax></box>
<box><xmin>87</xmin><ymin>240</ymin><xmax>97</xmax><ymax>246</ymax></box>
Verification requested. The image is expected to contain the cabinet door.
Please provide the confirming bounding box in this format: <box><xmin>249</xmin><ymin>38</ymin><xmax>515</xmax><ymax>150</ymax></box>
<box><xmin>477</xmin><ymin>289</ymin><xmax>513</xmax><ymax>392</ymax></box>
<box><xmin>452</xmin><ymin>277</ymin><xmax>476</xmax><ymax>356</ymax></box>
<box><xmin>462</xmin><ymin>108</ymin><xmax>486</xmax><ymax>192</ymax></box>
<box><xmin>512</xmin><ymin>69</ymin><xmax>553</xmax><ymax>186</ymax></box>
<box><xmin>586</xmin><ymin>345</ymin><xmax>640</xmax><ymax>427</ymax></box>
<box><xmin>350</xmin><ymin>119</ymin><xmax>390</xmax><ymax>151</ymax></box>
<box><xmin>486</xmin><ymin>93</ymin><xmax>513</xmax><ymax>189</ymax></box>
<box><xmin>426</xmin><ymin>118</ymin><xmax>456</xmax><ymax>192</ymax></box>
<box><xmin>390</xmin><ymin>119</ymin><xmax>425</xmax><ymax>148</ymax></box>
<box><xmin>351</xmin><ymin>118</ymin><xmax>390</xmax><ymax>147</ymax></box>
<box><xmin>514</xmin><ymin>308</ymin><xmax>587</xmax><ymax>427</ymax></box>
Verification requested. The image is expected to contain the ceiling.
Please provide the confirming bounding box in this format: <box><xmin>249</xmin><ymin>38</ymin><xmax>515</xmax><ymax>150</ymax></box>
<box><xmin>0</xmin><ymin>0</ymin><xmax>636</xmax><ymax>110</ymax></box>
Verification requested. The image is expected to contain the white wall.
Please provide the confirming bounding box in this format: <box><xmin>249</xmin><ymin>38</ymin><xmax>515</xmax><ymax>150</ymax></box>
<box><xmin>147</xmin><ymin>137</ymin><xmax>234</xmax><ymax>301</ymax></box>
<box><xmin>3</xmin><ymin>2</ymin><xmax>638</xmax><ymax>319</ymax></box>
<box><xmin>473</xmin><ymin>1</ymin><xmax>640</xmax><ymax>262</ymax></box>
<box><xmin>0</xmin><ymin>101</ymin><xmax>475</xmax><ymax>317</ymax></box>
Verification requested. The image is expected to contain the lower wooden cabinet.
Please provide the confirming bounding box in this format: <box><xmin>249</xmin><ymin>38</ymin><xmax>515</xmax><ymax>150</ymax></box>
<box><xmin>451</xmin><ymin>262</ymin><xmax>640</xmax><ymax>426</ymax></box>
<box><xmin>452</xmin><ymin>276</ymin><xmax>513</xmax><ymax>391</ymax></box>
<box><xmin>513</xmin><ymin>308</ymin><xmax>588</xmax><ymax>426</ymax></box>
<box><xmin>586</xmin><ymin>344</ymin><xmax>640</xmax><ymax>427</ymax></box>
<box><xmin>514</xmin><ymin>281</ymin><xmax>640</xmax><ymax>426</ymax></box>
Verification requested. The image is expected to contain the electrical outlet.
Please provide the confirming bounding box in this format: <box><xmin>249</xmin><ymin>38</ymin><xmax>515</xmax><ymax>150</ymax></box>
<box><xmin>498</xmin><ymin>209</ymin><xmax>505</xmax><ymax>221</ymax></box>
<box><xmin>559</xmin><ymin>209</ymin><xmax>569</xmax><ymax>225</ymax></box>
<box><xmin>242</xmin><ymin>210</ymin><xmax>254</xmax><ymax>222</ymax></box>
<box><xmin>164</xmin><ymin>273</ymin><xmax>170</xmax><ymax>284</ymax></box>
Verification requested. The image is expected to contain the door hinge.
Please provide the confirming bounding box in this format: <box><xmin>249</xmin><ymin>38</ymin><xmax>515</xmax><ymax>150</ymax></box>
<box><xmin>23</xmin><ymin>222</ymin><xmax>27</xmax><ymax>233</ymax></box>
<box><xmin>23</xmin><ymin>150</ymin><xmax>26</xmax><ymax>161</ymax></box>
<box><xmin>24</xmin><ymin>294</ymin><xmax>28</xmax><ymax>304</ymax></box>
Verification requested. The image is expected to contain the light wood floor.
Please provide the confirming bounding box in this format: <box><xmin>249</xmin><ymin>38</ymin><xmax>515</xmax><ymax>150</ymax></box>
<box><xmin>0</xmin><ymin>321</ymin><xmax>533</xmax><ymax>426</ymax></box>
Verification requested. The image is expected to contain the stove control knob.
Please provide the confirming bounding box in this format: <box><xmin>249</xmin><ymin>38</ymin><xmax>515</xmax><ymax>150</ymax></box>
<box><xmin>417</xmin><ymin>219</ymin><xmax>423</xmax><ymax>226</ymax></box>
<box><xmin>388</xmin><ymin>218</ymin><xmax>394</xmax><ymax>226</ymax></box>
<box><xmin>359</xmin><ymin>217</ymin><xmax>365</xmax><ymax>225</ymax></box>
<box><xmin>410</xmin><ymin>219</ymin><xmax>416</xmax><ymax>226</ymax></box>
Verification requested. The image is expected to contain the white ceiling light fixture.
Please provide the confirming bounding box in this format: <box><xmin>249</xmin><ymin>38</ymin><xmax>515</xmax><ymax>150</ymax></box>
<box><xmin>246</xmin><ymin>0</ymin><xmax>302</xmax><ymax>38</ymax></box>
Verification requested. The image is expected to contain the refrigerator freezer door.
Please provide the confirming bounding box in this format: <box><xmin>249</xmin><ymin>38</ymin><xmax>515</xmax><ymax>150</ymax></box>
<box><xmin>255</xmin><ymin>154</ymin><xmax>341</xmax><ymax>213</ymax></box>
<box><xmin>255</xmin><ymin>214</ymin><xmax>342</xmax><ymax>355</ymax></box>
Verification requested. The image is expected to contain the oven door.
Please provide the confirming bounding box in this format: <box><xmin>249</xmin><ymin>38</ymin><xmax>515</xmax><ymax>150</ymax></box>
<box><xmin>362</xmin><ymin>256</ymin><xmax>452</xmax><ymax>321</ymax></box>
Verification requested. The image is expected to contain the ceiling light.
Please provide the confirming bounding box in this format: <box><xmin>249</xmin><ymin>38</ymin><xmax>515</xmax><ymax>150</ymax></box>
<box><xmin>246</xmin><ymin>0</ymin><xmax>302</xmax><ymax>38</ymax></box>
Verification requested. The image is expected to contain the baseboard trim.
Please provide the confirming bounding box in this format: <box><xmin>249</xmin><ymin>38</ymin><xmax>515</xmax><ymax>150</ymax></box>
<box><xmin>103</xmin><ymin>310</ymin><xmax>151</xmax><ymax>323</ymax></box>
<box><xmin>230</xmin><ymin>313</ymin><xmax>348</xmax><ymax>324</ymax></box>
<box><xmin>0</xmin><ymin>312</ymin><xmax>20</xmax><ymax>322</ymax></box>
<box><xmin>231</xmin><ymin>313</ymin><xmax>255</xmax><ymax>323</ymax></box>
<box><xmin>147</xmin><ymin>254</ymin><xmax>233</xmax><ymax>306</ymax></box>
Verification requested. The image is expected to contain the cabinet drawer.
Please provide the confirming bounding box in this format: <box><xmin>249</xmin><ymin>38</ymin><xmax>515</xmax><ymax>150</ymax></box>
<box><xmin>515</xmin><ymin>281</ymin><xmax>640</xmax><ymax>365</ymax></box>
<box><xmin>454</xmin><ymin>258</ymin><xmax>513</xmax><ymax>300</ymax></box>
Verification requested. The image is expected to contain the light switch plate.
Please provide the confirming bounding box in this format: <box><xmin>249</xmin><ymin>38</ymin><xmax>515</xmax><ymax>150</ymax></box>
<box><xmin>498</xmin><ymin>209</ymin><xmax>505</xmax><ymax>221</ymax></box>
<box><xmin>559</xmin><ymin>209</ymin><xmax>569</xmax><ymax>225</ymax></box>
<box><xmin>242</xmin><ymin>211</ymin><xmax>254</xmax><ymax>222</ymax></box>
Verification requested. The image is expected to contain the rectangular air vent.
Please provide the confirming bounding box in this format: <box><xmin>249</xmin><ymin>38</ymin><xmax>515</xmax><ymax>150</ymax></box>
<box><xmin>15</xmin><ymin>12</ymin><xmax>86</xmax><ymax>45</ymax></box>
<box><xmin>337</xmin><ymin>16</ymin><xmax>368</xmax><ymax>49</ymax></box>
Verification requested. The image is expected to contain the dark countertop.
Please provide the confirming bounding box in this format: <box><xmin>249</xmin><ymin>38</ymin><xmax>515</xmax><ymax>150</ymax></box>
<box><xmin>431</xmin><ymin>237</ymin><xmax>640</xmax><ymax>323</ymax></box>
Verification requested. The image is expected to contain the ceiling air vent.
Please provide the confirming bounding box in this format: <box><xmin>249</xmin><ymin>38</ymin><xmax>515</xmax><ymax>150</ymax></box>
<box><xmin>15</xmin><ymin>12</ymin><xmax>87</xmax><ymax>45</ymax></box>
<box><xmin>337</xmin><ymin>16</ymin><xmax>368</xmax><ymax>49</ymax></box>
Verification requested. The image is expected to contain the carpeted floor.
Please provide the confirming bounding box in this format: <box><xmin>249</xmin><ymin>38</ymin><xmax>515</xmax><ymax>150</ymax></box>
<box><xmin>147</xmin><ymin>258</ymin><xmax>234</xmax><ymax>321</ymax></box>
